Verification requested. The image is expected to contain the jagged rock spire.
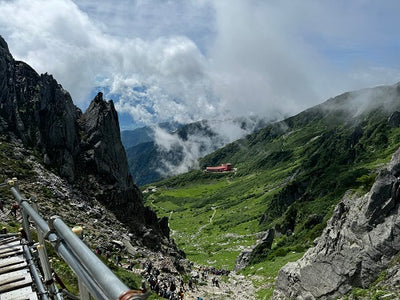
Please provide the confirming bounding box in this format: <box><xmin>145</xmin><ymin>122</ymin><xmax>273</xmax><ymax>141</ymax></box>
<box><xmin>0</xmin><ymin>35</ymin><xmax>172</xmax><ymax>249</ymax></box>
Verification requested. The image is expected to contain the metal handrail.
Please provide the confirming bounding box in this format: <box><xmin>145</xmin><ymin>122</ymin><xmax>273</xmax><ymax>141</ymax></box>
<box><xmin>2</xmin><ymin>180</ymin><xmax>147</xmax><ymax>300</ymax></box>
<box><xmin>52</xmin><ymin>217</ymin><xmax>135</xmax><ymax>300</ymax></box>
<box><xmin>22</xmin><ymin>242</ymin><xmax>49</xmax><ymax>300</ymax></box>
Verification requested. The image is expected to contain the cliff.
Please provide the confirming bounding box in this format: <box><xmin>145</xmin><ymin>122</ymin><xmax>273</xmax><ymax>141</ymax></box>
<box><xmin>273</xmin><ymin>147</ymin><xmax>400</xmax><ymax>299</ymax></box>
<box><xmin>0</xmin><ymin>35</ymin><xmax>169</xmax><ymax>249</ymax></box>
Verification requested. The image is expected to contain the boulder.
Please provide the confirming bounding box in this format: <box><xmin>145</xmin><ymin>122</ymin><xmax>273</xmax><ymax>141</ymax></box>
<box><xmin>234</xmin><ymin>249</ymin><xmax>253</xmax><ymax>272</ymax></box>
<box><xmin>234</xmin><ymin>229</ymin><xmax>275</xmax><ymax>271</ymax></box>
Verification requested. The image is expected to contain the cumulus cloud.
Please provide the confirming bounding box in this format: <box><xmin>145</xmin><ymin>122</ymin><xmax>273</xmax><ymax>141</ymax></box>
<box><xmin>0</xmin><ymin>0</ymin><xmax>399</xmax><ymax>129</ymax></box>
<box><xmin>207</xmin><ymin>0</ymin><xmax>400</xmax><ymax>118</ymax></box>
<box><xmin>0</xmin><ymin>0</ymin><xmax>223</xmax><ymax>127</ymax></box>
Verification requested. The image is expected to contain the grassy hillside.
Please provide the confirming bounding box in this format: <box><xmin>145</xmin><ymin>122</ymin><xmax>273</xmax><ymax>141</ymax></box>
<box><xmin>144</xmin><ymin>83</ymin><xmax>400</xmax><ymax>298</ymax></box>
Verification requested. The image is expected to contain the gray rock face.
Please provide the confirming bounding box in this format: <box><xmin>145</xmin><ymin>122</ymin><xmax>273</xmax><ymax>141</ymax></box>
<box><xmin>0</xmin><ymin>35</ymin><xmax>79</xmax><ymax>181</ymax></box>
<box><xmin>79</xmin><ymin>92</ymin><xmax>129</xmax><ymax>187</ymax></box>
<box><xmin>0</xmin><ymin>35</ymin><xmax>171</xmax><ymax>249</ymax></box>
<box><xmin>234</xmin><ymin>229</ymin><xmax>275</xmax><ymax>271</ymax></box>
<box><xmin>234</xmin><ymin>249</ymin><xmax>253</xmax><ymax>272</ymax></box>
<box><xmin>273</xmin><ymin>147</ymin><xmax>400</xmax><ymax>299</ymax></box>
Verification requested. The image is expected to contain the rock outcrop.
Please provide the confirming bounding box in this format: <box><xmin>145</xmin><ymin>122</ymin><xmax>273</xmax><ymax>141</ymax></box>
<box><xmin>0</xmin><ymin>35</ymin><xmax>171</xmax><ymax>250</ymax></box>
<box><xmin>273</xmin><ymin>147</ymin><xmax>400</xmax><ymax>299</ymax></box>
<box><xmin>234</xmin><ymin>229</ymin><xmax>275</xmax><ymax>271</ymax></box>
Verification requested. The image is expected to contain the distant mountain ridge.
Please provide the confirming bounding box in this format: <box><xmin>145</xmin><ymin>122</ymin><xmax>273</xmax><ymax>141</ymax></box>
<box><xmin>121</xmin><ymin>121</ymin><xmax>182</xmax><ymax>149</ymax></box>
<box><xmin>123</xmin><ymin>117</ymin><xmax>269</xmax><ymax>186</ymax></box>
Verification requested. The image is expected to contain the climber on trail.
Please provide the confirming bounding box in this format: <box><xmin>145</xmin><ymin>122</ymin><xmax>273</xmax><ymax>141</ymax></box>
<box><xmin>115</xmin><ymin>254</ymin><xmax>122</xmax><ymax>266</ymax></box>
<box><xmin>188</xmin><ymin>277</ymin><xmax>193</xmax><ymax>290</ymax></box>
<box><xmin>11</xmin><ymin>203</ymin><xmax>18</xmax><ymax>217</ymax></box>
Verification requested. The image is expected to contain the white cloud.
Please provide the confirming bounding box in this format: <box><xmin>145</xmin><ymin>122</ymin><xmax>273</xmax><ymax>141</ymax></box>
<box><xmin>153</xmin><ymin>118</ymin><xmax>259</xmax><ymax>176</ymax></box>
<box><xmin>0</xmin><ymin>0</ymin><xmax>399</xmax><ymax>129</ymax></box>
<box><xmin>207</xmin><ymin>0</ymin><xmax>400</xmax><ymax>118</ymax></box>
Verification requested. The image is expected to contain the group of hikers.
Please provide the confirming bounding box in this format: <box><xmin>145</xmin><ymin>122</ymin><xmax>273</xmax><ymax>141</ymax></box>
<box><xmin>199</xmin><ymin>265</ymin><xmax>230</xmax><ymax>280</ymax></box>
<box><xmin>93</xmin><ymin>241</ymin><xmax>231</xmax><ymax>299</ymax></box>
<box><xmin>142</xmin><ymin>261</ymin><xmax>186</xmax><ymax>300</ymax></box>
<box><xmin>140</xmin><ymin>261</ymin><xmax>230</xmax><ymax>299</ymax></box>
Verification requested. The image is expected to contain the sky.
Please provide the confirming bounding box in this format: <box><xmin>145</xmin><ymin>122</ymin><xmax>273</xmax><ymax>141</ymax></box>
<box><xmin>1</xmin><ymin>0</ymin><xmax>400</xmax><ymax>130</ymax></box>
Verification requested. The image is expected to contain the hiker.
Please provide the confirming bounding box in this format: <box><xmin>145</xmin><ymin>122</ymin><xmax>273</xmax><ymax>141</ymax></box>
<box><xmin>145</xmin><ymin>261</ymin><xmax>153</xmax><ymax>273</ymax></box>
<box><xmin>128</xmin><ymin>259</ymin><xmax>134</xmax><ymax>270</ymax></box>
<box><xmin>115</xmin><ymin>254</ymin><xmax>122</xmax><ymax>266</ymax></box>
<box><xmin>11</xmin><ymin>203</ymin><xmax>18</xmax><ymax>217</ymax></box>
<box><xmin>193</xmin><ymin>277</ymin><xmax>199</xmax><ymax>290</ymax></box>
<box><xmin>170</xmin><ymin>280</ymin><xmax>176</xmax><ymax>292</ymax></box>
<box><xmin>180</xmin><ymin>278</ymin><xmax>185</xmax><ymax>291</ymax></box>
<box><xmin>188</xmin><ymin>278</ymin><xmax>193</xmax><ymax>290</ymax></box>
<box><xmin>178</xmin><ymin>288</ymin><xmax>184</xmax><ymax>299</ymax></box>
<box><xmin>215</xmin><ymin>278</ymin><xmax>219</xmax><ymax>288</ymax></box>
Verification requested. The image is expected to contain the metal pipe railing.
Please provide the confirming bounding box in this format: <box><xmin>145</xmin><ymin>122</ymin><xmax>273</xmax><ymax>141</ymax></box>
<box><xmin>22</xmin><ymin>243</ymin><xmax>49</xmax><ymax>300</ymax></box>
<box><xmin>2</xmin><ymin>180</ymin><xmax>147</xmax><ymax>300</ymax></box>
<box><xmin>52</xmin><ymin>217</ymin><xmax>132</xmax><ymax>300</ymax></box>
<box><xmin>55</xmin><ymin>242</ymin><xmax>108</xmax><ymax>300</ymax></box>
<box><xmin>32</xmin><ymin>201</ymin><xmax>62</xmax><ymax>300</ymax></box>
<box><xmin>10</xmin><ymin>187</ymin><xmax>51</xmax><ymax>237</ymax></box>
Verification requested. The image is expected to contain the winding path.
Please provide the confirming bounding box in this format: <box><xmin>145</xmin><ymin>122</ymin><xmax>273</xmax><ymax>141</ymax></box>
<box><xmin>192</xmin><ymin>206</ymin><xmax>217</xmax><ymax>239</ymax></box>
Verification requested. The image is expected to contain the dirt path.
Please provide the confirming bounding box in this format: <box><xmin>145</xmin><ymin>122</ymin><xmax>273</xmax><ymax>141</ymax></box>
<box><xmin>181</xmin><ymin>271</ymin><xmax>256</xmax><ymax>300</ymax></box>
<box><xmin>192</xmin><ymin>206</ymin><xmax>217</xmax><ymax>239</ymax></box>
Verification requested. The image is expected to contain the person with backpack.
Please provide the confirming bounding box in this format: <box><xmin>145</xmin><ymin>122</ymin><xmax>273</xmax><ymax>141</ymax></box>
<box><xmin>178</xmin><ymin>288</ymin><xmax>184</xmax><ymax>299</ymax></box>
<box><xmin>11</xmin><ymin>203</ymin><xmax>18</xmax><ymax>218</ymax></box>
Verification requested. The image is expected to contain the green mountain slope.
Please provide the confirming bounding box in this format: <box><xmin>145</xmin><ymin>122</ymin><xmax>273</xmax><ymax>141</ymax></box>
<box><xmin>144</xmin><ymin>83</ymin><xmax>400</xmax><ymax>298</ymax></box>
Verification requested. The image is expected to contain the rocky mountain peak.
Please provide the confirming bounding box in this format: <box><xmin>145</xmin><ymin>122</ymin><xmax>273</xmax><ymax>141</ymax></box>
<box><xmin>0</xmin><ymin>35</ymin><xmax>9</xmax><ymax>53</ymax></box>
<box><xmin>0</xmin><ymin>35</ymin><xmax>173</xmax><ymax>251</ymax></box>
<box><xmin>79</xmin><ymin>92</ymin><xmax>129</xmax><ymax>188</ymax></box>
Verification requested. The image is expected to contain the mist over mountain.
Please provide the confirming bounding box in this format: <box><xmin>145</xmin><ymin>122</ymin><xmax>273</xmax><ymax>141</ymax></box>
<box><xmin>121</xmin><ymin>121</ymin><xmax>182</xmax><ymax>149</ymax></box>
<box><xmin>146</xmin><ymin>81</ymin><xmax>400</xmax><ymax>298</ymax></box>
<box><xmin>123</xmin><ymin>117</ymin><xmax>269</xmax><ymax>186</ymax></box>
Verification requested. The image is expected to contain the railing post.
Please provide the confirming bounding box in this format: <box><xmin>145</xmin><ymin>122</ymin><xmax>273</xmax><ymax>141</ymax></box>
<box><xmin>22</xmin><ymin>243</ymin><xmax>49</xmax><ymax>300</ymax></box>
<box><xmin>32</xmin><ymin>201</ymin><xmax>63</xmax><ymax>300</ymax></box>
<box><xmin>21</xmin><ymin>200</ymin><xmax>33</xmax><ymax>244</ymax></box>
